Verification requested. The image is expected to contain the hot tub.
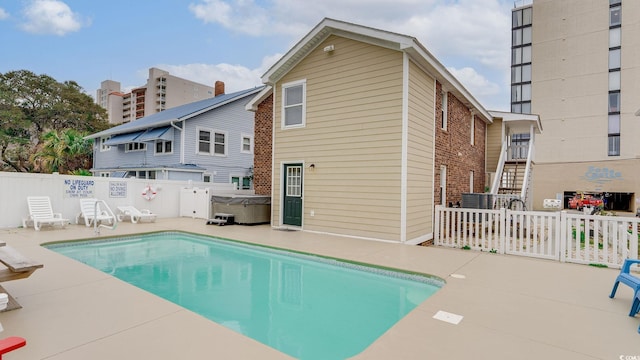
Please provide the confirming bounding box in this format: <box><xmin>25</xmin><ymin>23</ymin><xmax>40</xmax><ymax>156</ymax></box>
<box><xmin>210</xmin><ymin>195</ymin><xmax>271</xmax><ymax>224</ymax></box>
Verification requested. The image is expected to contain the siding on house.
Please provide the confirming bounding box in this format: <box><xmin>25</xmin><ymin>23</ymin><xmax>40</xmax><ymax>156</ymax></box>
<box><xmin>93</xmin><ymin>132</ymin><xmax>182</xmax><ymax>173</ymax></box>
<box><xmin>406</xmin><ymin>60</ymin><xmax>436</xmax><ymax>241</ymax></box>
<box><xmin>181</xmin><ymin>96</ymin><xmax>255</xmax><ymax>183</ymax></box>
<box><xmin>272</xmin><ymin>35</ymin><xmax>405</xmax><ymax>240</ymax></box>
<box><xmin>92</xmin><ymin>91</ymin><xmax>256</xmax><ymax>183</ymax></box>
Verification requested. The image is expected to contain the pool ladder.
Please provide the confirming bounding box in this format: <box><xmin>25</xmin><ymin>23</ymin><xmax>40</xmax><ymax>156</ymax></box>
<box><xmin>93</xmin><ymin>199</ymin><xmax>118</xmax><ymax>236</ymax></box>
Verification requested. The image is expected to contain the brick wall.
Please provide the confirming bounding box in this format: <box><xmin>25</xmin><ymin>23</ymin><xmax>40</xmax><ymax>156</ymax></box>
<box><xmin>434</xmin><ymin>82</ymin><xmax>486</xmax><ymax>206</ymax></box>
<box><xmin>253</xmin><ymin>93</ymin><xmax>273</xmax><ymax>195</ymax></box>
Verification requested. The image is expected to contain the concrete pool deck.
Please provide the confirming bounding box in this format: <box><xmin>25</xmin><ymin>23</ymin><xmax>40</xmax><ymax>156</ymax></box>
<box><xmin>0</xmin><ymin>218</ymin><xmax>637</xmax><ymax>359</ymax></box>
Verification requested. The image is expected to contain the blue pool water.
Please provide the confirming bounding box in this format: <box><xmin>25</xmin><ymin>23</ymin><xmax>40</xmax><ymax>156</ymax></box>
<box><xmin>46</xmin><ymin>232</ymin><xmax>442</xmax><ymax>359</ymax></box>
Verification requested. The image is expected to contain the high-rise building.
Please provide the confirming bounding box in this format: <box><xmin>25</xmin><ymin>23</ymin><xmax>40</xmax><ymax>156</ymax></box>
<box><xmin>512</xmin><ymin>0</ymin><xmax>640</xmax><ymax>211</ymax></box>
<box><xmin>96</xmin><ymin>67</ymin><xmax>217</xmax><ymax>125</ymax></box>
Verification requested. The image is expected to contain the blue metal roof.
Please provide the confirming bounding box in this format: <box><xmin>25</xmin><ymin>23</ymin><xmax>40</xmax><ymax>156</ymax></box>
<box><xmin>137</xmin><ymin>126</ymin><xmax>173</xmax><ymax>142</ymax></box>
<box><xmin>89</xmin><ymin>86</ymin><xmax>265</xmax><ymax>139</ymax></box>
<box><xmin>102</xmin><ymin>131</ymin><xmax>145</xmax><ymax>145</ymax></box>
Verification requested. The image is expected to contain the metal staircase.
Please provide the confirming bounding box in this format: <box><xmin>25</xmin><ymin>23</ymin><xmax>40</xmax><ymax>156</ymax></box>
<box><xmin>490</xmin><ymin>125</ymin><xmax>537</xmax><ymax>210</ymax></box>
<box><xmin>499</xmin><ymin>160</ymin><xmax>525</xmax><ymax>195</ymax></box>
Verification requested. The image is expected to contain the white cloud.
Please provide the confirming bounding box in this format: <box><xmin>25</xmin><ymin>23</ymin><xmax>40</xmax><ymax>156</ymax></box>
<box><xmin>396</xmin><ymin>0</ymin><xmax>512</xmax><ymax>71</ymax></box>
<box><xmin>449</xmin><ymin>67</ymin><xmax>501</xmax><ymax>98</ymax></box>
<box><xmin>188</xmin><ymin>0</ymin><xmax>272</xmax><ymax>36</ymax></box>
<box><xmin>185</xmin><ymin>0</ymin><xmax>513</xmax><ymax>109</ymax></box>
<box><xmin>20</xmin><ymin>0</ymin><xmax>86</xmax><ymax>36</ymax></box>
<box><xmin>187</xmin><ymin>0</ymin><xmax>511</xmax><ymax>70</ymax></box>
<box><xmin>448</xmin><ymin>66</ymin><xmax>506</xmax><ymax>110</ymax></box>
<box><xmin>0</xmin><ymin>8</ymin><xmax>9</xmax><ymax>20</ymax></box>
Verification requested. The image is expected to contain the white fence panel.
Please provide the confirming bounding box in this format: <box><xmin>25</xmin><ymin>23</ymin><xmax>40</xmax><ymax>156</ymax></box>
<box><xmin>435</xmin><ymin>207</ymin><xmax>503</xmax><ymax>253</ymax></box>
<box><xmin>434</xmin><ymin>205</ymin><xmax>640</xmax><ymax>268</ymax></box>
<box><xmin>505</xmin><ymin>210</ymin><xmax>560</xmax><ymax>261</ymax></box>
<box><xmin>563</xmin><ymin>212</ymin><xmax>639</xmax><ymax>268</ymax></box>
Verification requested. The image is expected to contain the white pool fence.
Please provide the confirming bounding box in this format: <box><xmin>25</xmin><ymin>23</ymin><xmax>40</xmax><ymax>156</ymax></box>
<box><xmin>434</xmin><ymin>205</ymin><xmax>639</xmax><ymax>268</ymax></box>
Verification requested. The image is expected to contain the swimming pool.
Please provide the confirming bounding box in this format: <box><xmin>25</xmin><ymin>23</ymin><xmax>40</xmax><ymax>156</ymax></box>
<box><xmin>46</xmin><ymin>231</ymin><xmax>443</xmax><ymax>359</ymax></box>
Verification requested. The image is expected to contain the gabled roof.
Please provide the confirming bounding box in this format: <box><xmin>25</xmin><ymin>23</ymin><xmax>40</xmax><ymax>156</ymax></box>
<box><xmin>88</xmin><ymin>86</ymin><xmax>266</xmax><ymax>139</ymax></box>
<box><xmin>489</xmin><ymin>110</ymin><xmax>543</xmax><ymax>134</ymax></box>
<box><xmin>259</xmin><ymin>18</ymin><xmax>492</xmax><ymax>124</ymax></box>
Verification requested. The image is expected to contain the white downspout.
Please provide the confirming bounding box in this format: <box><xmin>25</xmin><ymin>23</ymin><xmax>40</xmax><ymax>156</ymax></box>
<box><xmin>400</xmin><ymin>54</ymin><xmax>409</xmax><ymax>243</ymax></box>
<box><xmin>170</xmin><ymin>120</ymin><xmax>184</xmax><ymax>164</ymax></box>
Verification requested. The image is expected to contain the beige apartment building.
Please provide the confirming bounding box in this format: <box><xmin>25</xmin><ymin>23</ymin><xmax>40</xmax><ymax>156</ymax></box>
<box><xmin>96</xmin><ymin>67</ymin><xmax>217</xmax><ymax>125</ymax></box>
<box><xmin>512</xmin><ymin>0</ymin><xmax>640</xmax><ymax>212</ymax></box>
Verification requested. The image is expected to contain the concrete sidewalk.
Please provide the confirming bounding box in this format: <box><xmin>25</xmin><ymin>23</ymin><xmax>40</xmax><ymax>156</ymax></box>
<box><xmin>0</xmin><ymin>218</ymin><xmax>637</xmax><ymax>359</ymax></box>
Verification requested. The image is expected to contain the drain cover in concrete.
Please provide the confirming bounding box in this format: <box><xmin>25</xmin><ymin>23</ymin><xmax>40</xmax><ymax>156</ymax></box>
<box><xmin>433</xmin><ymin>310</ymin><xmax>463</xmax><ymax>325</ymax></box>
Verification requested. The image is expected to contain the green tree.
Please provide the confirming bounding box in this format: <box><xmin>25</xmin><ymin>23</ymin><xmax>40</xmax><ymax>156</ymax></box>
<box><xmin>32</xmin><ymin>129</ymin><xmax>93</xmax><ymax>174</ymax></box>
<box><xmin>0</xmin><ymin>70</ymin><xmax>109</xmax><ymax>172</ymax></box>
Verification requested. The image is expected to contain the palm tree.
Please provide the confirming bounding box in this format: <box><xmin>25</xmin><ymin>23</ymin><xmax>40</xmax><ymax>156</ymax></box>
<box><xmin>31</xmin><ymin>129</ymin><xmax>93</xmax><ymax>174</ymax></box>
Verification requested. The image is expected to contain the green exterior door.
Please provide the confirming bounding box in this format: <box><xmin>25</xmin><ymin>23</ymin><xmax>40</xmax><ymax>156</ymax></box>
<box><xmin>283</xmin><ymin>164</ymin><xmax>303</xmax><ymax>226</ymax></box>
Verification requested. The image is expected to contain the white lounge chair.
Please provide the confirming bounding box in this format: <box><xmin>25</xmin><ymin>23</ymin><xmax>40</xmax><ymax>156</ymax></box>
<box><xmin>116</xmin><ymin>206</ymin><xmax>156</xmax><ymax>223</ymax></box>
<box><xmin>23</xmin><ymin>196</ymin><xmax>69</xmax><ymax>231</ymax></box>
<box><xmin>76</xmin><ymin>198</ymin><xmax>116</xmax><ymax>227</ymax></box>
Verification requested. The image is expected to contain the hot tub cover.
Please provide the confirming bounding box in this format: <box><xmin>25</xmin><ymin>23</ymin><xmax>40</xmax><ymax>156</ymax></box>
<box><xmin>211</xmin><ymin>195</ymin><xmax>271</xmax><ymax>205</ymax></box>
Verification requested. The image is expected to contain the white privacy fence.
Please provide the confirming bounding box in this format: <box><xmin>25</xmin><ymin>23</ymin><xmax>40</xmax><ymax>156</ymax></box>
<box><xmin>0</xmin><ymin>172</ymin><xmax>242</xmax><ymax>228</ymax></box>
<box><xmin>434</xmin><ymin>205</ymin><xmax>640</xmax><ymax>268</ymax></box>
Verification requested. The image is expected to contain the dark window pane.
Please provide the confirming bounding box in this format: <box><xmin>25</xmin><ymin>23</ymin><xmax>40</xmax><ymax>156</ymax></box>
<box><xmin>199</xmin><ymin>142</ymin><xmax>210</xmax><ymax>153</ymax></box>
<box><xmin>214</xmin><ymin>143</ymin><xmax>225</xmax><ymax>155</ymax></box>
<box><xmin>609</xmin><ymin>92</ymin><xmax>620</xmax><ymax>113</ymax></box>
<box><xmin>610</xmin><ymin>6</ymin><xmax>621</xmax><ymax>26</ymax></box>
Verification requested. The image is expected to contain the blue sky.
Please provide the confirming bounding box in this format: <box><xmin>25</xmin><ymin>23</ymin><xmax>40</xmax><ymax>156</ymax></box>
<box><xmin>0</xmin><ymin>0</ymin><xmax>518</xmax><ymax>111</ymax></box>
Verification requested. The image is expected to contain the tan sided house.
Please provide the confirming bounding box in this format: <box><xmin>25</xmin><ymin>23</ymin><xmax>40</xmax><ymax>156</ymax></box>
<box><xmin>247</xmin><ymin>18</ymin><xmax>508</xmax><ymax>244</ymax></box>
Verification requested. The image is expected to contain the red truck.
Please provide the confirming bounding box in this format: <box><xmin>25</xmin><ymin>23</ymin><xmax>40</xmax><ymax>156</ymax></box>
<box><xmin>568</xmin><ymin>193</ymin><xmax>604</xmax><ymax>211</ymax></box>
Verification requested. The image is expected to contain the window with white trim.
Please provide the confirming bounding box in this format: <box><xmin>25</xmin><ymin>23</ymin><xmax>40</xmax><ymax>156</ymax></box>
<box><xmin>214</xmin><ymin>132</ymin><xmax>226</xmax><ymax>155</ymax></box>
<box><xmin>100</xmin><ymin>137</ymin><xmax>111</xmax><ymax>152</ymax></box>
<box><xmin>125</xmin><ymin>143</ymin><xmax>146</xmax><ymax>152</ymax></box>
<box><xmin>197</xmin><ymin>128</ymin><xmax>227</xmax><ymax>156</ymax></box>
<box><xmin>241</xmin><ymin>134</ymin><xmax>253</xmax><ymax>154</ymax></box>
<box><xmin>470</xmin><ymin>171</ymin><xmax>474</xmax><ymax>193</ymax></box>
<box><xmin>198</xmin><ymin>129</ymin><xmax>211</xmax><ymax>153</ymax></box>
<box><xmin>440</xmin><ymin>165</ymin><xmax>447</xmax><ymax>205</ymax></box>
<box><xmin>203</xmin><ymin>173</ymin><xmax>212</xmax><ymax>182</ymax></box>
<box><xmin>441</xmin><ymin>91</ymin><xmax>448</xmax><ymax>130</ymax></box>
<box><xmin>231</xmin><ymin>176</ymin><xmax>252</xmax><ymax>190</ymax></box>
<box><xmin>155</xmin><ymin>140</ymin><xmax>172</xmax><ymax>154</ymax></box>
<box><xmin>282</xmin><ymin>80</ymin><xmax>306</xmax><ymax>128</ymax></box>
<box><xmin>127</xmin><ymin>171</ymin><xmax>156</xmax><ymax>179</ymax></box>
<box><xmin>470</xmin><ymin>114</ymin><xmax>475</xmax><ymax>145</ymax></box>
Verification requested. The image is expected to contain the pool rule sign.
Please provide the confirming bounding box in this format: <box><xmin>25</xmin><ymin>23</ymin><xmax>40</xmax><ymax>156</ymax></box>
<box><xmin>109</xmin><ymin>181</ymin><xmax>127</xmax><ymax>198</ymax></box>
<box><xmin>63</xmin><ymin>179</ymin><xmax>95</xmax><ymax>198</ymax></box>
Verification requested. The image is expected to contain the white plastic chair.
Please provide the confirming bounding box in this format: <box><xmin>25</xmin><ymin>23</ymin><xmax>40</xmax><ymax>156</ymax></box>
<box><xmin>116</xmin><ymin>206</ymin><xmax>157</xmax><ymax>223</ymax></box>
<box><xmin>24</xmin><ymin>196</ymin><xmax>69</xmax><ymax>231</ymax></box>
<box><xmin>76</xmin><ymin>198</ymin><xmax>116</xmax><ymax>227</ymax></box>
